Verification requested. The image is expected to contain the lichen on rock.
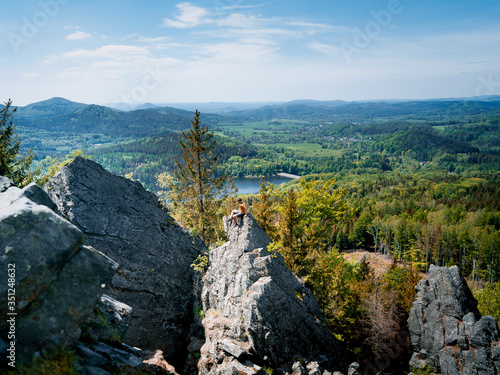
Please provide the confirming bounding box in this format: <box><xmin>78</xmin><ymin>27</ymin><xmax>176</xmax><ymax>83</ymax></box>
<box><xmin>408</xmin><ymin>265</ymin><xmax>500</xmax><ymax>374</ymax></box>
<box><xmin>44</xmin><ymin>156</ymin><xmax>204</xmax><ymax>367</ymax></box>
<box><xmin>199</xmin><ymin>213</ymin><xmax>345</xmax><ymax>374</ymax></box>
<box><xmin>0</xmin><ymin>176</ymin><xmax>118</xmax><ymax>365</ymax></box>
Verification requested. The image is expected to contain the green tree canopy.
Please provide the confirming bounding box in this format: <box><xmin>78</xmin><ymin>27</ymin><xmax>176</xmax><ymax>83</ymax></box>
<box><xmin>165</xmin><ymin>110</ymin><xmax>235</xmax><ymax>246</ymax></box>
<box><xmin>0</xmin><ymin>99</ymin><xmax>34</xmax><ymax>186</ymax></box>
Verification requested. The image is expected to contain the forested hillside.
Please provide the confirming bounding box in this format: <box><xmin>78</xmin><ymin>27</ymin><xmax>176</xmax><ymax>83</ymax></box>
<box><xmin>5</xmin><ymin>96</ymin><xmax>500</xmax><ymax>374</ymax></box>
<box><xmin>13</xmin><ymin>97</ymin><xmax>500</xmax><ymax>286</ymax></box>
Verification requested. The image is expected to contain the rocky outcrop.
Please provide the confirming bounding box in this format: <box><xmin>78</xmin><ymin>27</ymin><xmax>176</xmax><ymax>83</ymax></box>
<box><xmin>199</xmin><ymin>213</ymin><xmax>344</xmax><ymax>374</ymax></box>
<box><xmin>0</xmin><ymin>177</ymin><xmax>118</xmax><ymax>364</ymax></box>
<box><xmin>408</xmin><ymin>265</ymin><xmax>500</xmax><ymax>374</ymax></box>
<box><xmin>45</xmin><ymin>156</ymin><xmax>203</xmax><ymax>366</ymax></box>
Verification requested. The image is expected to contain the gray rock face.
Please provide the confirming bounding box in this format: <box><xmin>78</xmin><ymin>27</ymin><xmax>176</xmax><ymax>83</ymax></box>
<box><xmin>45</xmin><ymin>157</ymin><xmax>203</xmax><ymax>365</ymax></box>
<box><xmin>98</xmin><ymin>294</ymin><xmax>133</xmax><ymax>341</ymax></box>
<box><xmin>0</xmin><ymin>180</ymin><xmax>58</xmax><ymax>212</ymax></box>
<box><xmin>0</xmin><ymin>177</ymin><xmax>118</xmax><ymax>364</ymax></box>
<box><xmin>15</xmin><ymin>245</ymin><xmax>118</xmax><ymax>362</ymax></box>
<box><xmin>0</xmin><ymin>176</ymin><xmax>15</xmax><ymax>193</ymax></box>
<box><xmin>199</xmin><ymin>214</ymin><xmax>344</xmax><ymax>374</ymax></box>
<box><xmin>223</xmin><ymin>213</ymin><xmax>272</xmax><ymax>253</ymax></box>
<box><xmin>0</xmin><ymin>190</ymin><xmax>83</xmax><ymax>317</ymax></box>
<box><xmin>408</xmin><ymin>265</ymin><xmax>500</xmax><ymax>374</ymax></box>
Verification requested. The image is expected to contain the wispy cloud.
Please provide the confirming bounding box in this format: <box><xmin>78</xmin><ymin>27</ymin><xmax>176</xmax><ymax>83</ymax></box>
<box><xmin>137</xmin><ymin>36</ymin><xmax>171</xmax><ymax>43</ymax></box>
<box><xmin>215</xmin><ymin>13</ymin><xmax>263</xmax><ymax>28</ymax></box>
<box><xmin>215</xmin><ymin>3</ymin><xmax>269</xmax><ymax>12</ymax></box>
<box><xmin>62</xmin><ymin>45</ymin><xmax>150</xmax><ymax>59</ymax></box>
<box><xmin>23</xmin><ymin>72</ymin><xmax>39</xmax><ymax>79</ymax></box>
<box><xmin>6</xmin><ymin>0</ymin><xmax>497</xmax><ymax>105</ymax></box>
<box><xmin>66</xmin><ymin>31</ymin><xmax>92</xmax><ymax>40</ymax></box>
<box><xmin>124</xmin><ymin>33</ymin><xmax>139</xmax><ymax>41</ymax></box>
<box><xmin>308</xmin><ymin>42</ymin><xmax>342</xmax><ymax>56</ymax></box>
<box><xmin>162</xmin><ymin>2</ymin><xmax>210</xmax><ymax>28</ymax></box>
<box><xmin>287</xmin><ymin>21</ymin><xmax>353</xmax><ymax>34</ymax></box>
<box><xmin>198</xmin><ymin>42</ymin><xmax>278</xmax><ymax>63</ymax></box>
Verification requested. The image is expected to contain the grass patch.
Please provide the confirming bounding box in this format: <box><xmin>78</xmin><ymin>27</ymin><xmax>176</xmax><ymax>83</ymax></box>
<box><xmin>9</xmin><ymin>349</ymin><xmax>79</xmax><ymax>375</ymax></box>
<box><xmin>272</xmin><ymin>143</ymin><xmax>342</xmax><ymax>157</ymax></box>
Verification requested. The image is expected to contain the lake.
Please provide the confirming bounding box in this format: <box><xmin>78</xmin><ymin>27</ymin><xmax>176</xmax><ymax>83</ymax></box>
<box><xmin>233</xmin><ymin>175</ymin><xmax>297</xmax><ymax>195</ymax></box>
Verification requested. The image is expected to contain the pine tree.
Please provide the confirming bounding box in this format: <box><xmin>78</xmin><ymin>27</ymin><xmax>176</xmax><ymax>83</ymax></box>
<box><xmin>0</xmin><ymin>99</ymin><xmax>34</xmax><ymax>186</ymax></box>
<box><xmin>168</xmin><ymin>110</ymin><xmax>234</xmax><ymax>245</ymax></box>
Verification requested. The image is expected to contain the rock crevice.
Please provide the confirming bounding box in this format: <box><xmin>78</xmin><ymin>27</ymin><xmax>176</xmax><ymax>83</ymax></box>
<box><xmin>199</xmin><ymin>214</ymin><xmax>344</xmax><ymax>374</ymax></box>
<box><xmin>408</xmin><ymin>265</ymin><xmax>500</xmax><ymax>374</ymax></box>
<box><xmin>0</xmin><ymin>176</ymin><xmax>117</xmax><ymax>364</ymax></box>
<box><xmin>45</xmin><ymin>156</ymin><xmax>204</xmax><ymax>366</ymax></box>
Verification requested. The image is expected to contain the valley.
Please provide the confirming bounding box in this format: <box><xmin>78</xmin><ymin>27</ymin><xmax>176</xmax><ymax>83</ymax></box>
<box><xmin>2</xmin><ymin>95</ymin><xmax>500</xmax><ymax>374</ymax></box>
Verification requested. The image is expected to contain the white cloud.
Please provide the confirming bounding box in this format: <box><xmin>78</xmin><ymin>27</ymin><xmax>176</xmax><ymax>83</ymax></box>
<box><xmin>137</xmin><ymin>36</ymin><xmax>171</xmax><ymax>43</ymax></box>
<box><xmin>23</xmin><ymin>72</ymin><xmax>39</xmax><ymax>79</ymax></box>
<box><xmin>163</xmin><ymin>2</ymin><xmax>210</xmax><ymax>28</ymax></box>
<box><xmin>53</xmin><ymin>44</ymin><xmax>180</xmax><ymax>84</ymax></box>
<box><xmin>66</xmin><ymin>31</ymin><xmax>92</xmax><ymax>40</ymax></box>
<box><xmin>123</xmin><ymin>33</ymin><xmax>139</xmax><ymax>41</ymax></box>
<box><xmin>287</xmin><ymin>21</ymin><xmax>353</xmax><ymax>34</ymax></box>
<box><xmin>308</xmin><ymin>42</ymin><xmax>342</xmax><ymax>56</ymax></box>
<box><xmin>214</xmin><ymin>3</ymin><xmax>267</xmax><ymax>12</ymax></box>
<box><xmin>215</xmin><ymin>13</ymin><xmax>262</xmax><ymax>28</ymax></box>
<box><xmin>199</xmin><ymin>42</ymin><xmax>278</xmax><ymax>63</ymax></box>
<box><xmin>62</xmin><ymin>45</ymin><xmax>151</xmax><ymax>60</ymax></box>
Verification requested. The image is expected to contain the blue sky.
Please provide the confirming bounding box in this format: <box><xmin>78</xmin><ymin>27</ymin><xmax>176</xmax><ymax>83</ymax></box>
<box><xmin>1</xmin><ymin>0</ymin><xmax>499</xmax><ymax>106</ymax></box>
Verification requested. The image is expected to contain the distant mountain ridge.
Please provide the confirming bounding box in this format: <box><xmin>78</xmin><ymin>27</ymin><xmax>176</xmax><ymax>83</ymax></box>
<box><xmin>11</xmin><ymin>95</ymin><xmax>500</xmax><ymax>120</ymax></box>
<box><xmin>16</xmin><ymin>97</ymin><xmax>87</xmax><ymax>119</ymax></box>
<box><xmin>10</xmin><ymin>96</ymin><xmax>500</xmax><ymax>139</ymax></box>
<box><xmin>14</xmin><ymin>99</ymin><xmax>223</xmax><ymax>136</ymax></box>
<box><xmin>227</xmin><ymin>99</ymin><xmax>500</xmax><ymax>120</ymax></box>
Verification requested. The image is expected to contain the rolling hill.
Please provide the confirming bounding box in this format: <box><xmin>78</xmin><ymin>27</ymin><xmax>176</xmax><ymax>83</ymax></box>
<box><xmin>227</xmin><ymin>99</ymin><xmax>500</xmax><ymax>121</ymax></box>
<box><xmin>16</xmin><ymin>97</ymin><xmax>88</xmax><ymax>119</ymax></box>
<box><xmin>15</xmin><ymin>101</ymin><xmax>223</xmax><ymax>136</ymax></box>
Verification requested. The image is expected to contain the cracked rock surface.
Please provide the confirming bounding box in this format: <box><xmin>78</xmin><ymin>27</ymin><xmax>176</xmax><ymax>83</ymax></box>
<box><xmin>45</xmin><ymin>156</ymin><xmax>203</xmax><ymax>366</ymax></box>
<box><xmin>0</xmin><ymin>176</ymin><xmax>117</xmax><ymax>364</ymax></box>
<box><xmin>408</xmin><ymin>265</ymin><xmax>500</xmax><ymax>374</ymax></box>
<box><xmin>199</xmin><ymin>213</ymin><xmax>344</xmax><ymax>374</ymax></box>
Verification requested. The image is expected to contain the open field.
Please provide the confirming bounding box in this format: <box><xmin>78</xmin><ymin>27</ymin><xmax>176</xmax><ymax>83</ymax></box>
<box><xmin>271</xmin><ymin>143</ymin><xmax>343</xmax><ymax>157</ymax></box>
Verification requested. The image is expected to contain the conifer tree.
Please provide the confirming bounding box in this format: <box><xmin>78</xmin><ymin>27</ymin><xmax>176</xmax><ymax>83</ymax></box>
<box><xmin>168</xmin><ymin>110</ymin><xmax>234</xmax><ymax>245</ymax></box>
<box><xmin>0</xmin><ymin>99</ymin><xmax>34</xmax><ymax>186</ymax></box>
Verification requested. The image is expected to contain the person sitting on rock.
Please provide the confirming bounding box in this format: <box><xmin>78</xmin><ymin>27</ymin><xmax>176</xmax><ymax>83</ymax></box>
<box><xmin>229</xmin><ymin>198</ymin><xmax>247</xmax><ymax>224</ymax></box>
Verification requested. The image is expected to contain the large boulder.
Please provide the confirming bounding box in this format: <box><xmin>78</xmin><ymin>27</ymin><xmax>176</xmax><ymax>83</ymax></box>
<box><xmin>199</xmin><ymin>213</ymin><xmax>344</xmax><ymax>374</ymax></box>
<box><xmin>0</xmin><ymin>177</ymin><xmax>118</xmax><ymax>364</ymax></box>
<box><xmin>45</xmin><ymin>157</ymin><xmax>203</xmax><ymax>366</ymax></box>
<box><xmin>408</xmin><ymin>265</ymin><xmax>500</xmax><ymax>374</ymax></box>
<box><xmin>0</xmin><ymin>184</ymin><xmax>83</xmax><ymax>317</ymax></box>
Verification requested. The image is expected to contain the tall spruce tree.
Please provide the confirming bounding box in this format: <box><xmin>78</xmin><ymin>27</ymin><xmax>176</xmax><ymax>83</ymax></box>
<box><xmin>0</xmin><ymin>99</ymin><xmax>34</xmax><ymax>186</ymax></box>
<box><xmin>168</xmin><ymin>110</ymin><xmax>234</xmax><ymax>245</ymax></box>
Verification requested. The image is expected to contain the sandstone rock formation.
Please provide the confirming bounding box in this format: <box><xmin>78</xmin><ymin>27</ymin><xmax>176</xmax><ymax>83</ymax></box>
<box><xmin>199</xmin><ymin>213</ymin><xmax>344</xmax><ymax>374</ymax></box>
<box><xmin>0</xmin><ymin>177</ymin><xmax>118</xmax><ymax>364</ymax></box>
<box><xmin>408</xmin><ymin>265</ymin><xmax>500</xmax><ymax>374</ymax></box>
<box><xmin>45</xmin><ymin>156</ymin><xmax>203</xmax><ymax>366</ymax></box>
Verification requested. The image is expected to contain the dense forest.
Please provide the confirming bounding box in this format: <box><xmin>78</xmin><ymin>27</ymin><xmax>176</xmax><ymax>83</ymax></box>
<box><xmin>89</xmin><ymin>103</ymin><xmax>500</xmax><ymax>372</ymax></box>
<box><xmin>240</xmin><ymin>172</ymin><xmax>500</xmax><ymax>371</ymax></box>
<box><xmin>4</xmin><ymin>96</ymin><xmax>500</xmax><ymax>373</ymax></box>
<box><xmin>14</xmin><ymin>97</ymin><xmax>498</xmax><ymax>286</ymax></box>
